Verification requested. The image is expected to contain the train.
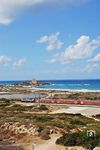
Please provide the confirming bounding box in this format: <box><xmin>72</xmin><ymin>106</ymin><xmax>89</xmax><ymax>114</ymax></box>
<box><xmin>31</xmin><ymin>98</ymin><xmax>100</xmax><ymax>105</ymax></box>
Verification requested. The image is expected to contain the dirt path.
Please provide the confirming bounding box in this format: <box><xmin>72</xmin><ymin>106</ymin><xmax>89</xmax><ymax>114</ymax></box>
<box><xmin>35</xmin><ymin>134</ymin><xmax>66</xmax><ymax>150</ymax></box>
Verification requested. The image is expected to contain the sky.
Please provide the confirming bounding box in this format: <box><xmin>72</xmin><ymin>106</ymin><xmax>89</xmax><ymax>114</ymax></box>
<box><xmin>0</xmin><ymin>0</ymin><xmax>100</xmax><ymax>80</ymax></box>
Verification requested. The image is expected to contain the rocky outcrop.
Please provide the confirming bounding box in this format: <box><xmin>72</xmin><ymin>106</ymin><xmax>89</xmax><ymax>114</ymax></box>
<box><xmin>17</xmin><ymin>79</ymin><xmax>50</xmax><ymax>86</ymax></box>
<box><xmin>0</xmin><ymin>122</ymin><xmax>37</xmax><ymax>136</ymax></box>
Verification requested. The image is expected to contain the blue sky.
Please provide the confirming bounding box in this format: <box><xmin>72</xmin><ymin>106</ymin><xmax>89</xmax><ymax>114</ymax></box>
<box><xmin>0</xmin><ymin>0</ymin><xmax>100</xmax><ymax>80</ymax></box>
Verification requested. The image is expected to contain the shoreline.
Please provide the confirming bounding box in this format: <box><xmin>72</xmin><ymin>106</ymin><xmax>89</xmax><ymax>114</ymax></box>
<box><xmin>32</xmin><ymin>87</ymin><xmax>100</xmax><ymax>93</ymax></box>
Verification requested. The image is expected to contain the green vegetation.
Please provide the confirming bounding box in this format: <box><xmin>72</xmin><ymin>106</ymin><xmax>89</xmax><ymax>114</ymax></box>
<box><xmin>93</xmin><ymin>114</ymin><xmax>100</xmax><ymax>121</ymax></box>
<box><xmin>0</xmin><ymin>99</ymin><xmax>11</xmax><ymax>107</ymax></box>
<box><xmin>0</xmin><ymin>98</ymin><xmax>100</xmax><ymax>150</ymax></box>
<box><xmin>39</xmin><ymin>105</ymin><xmax>48</xmax><ymax>111</ymax></box>
<box><xmin>33</xmin><ymin>115</ymin><xmax>53</xmax><ymax>123</ymax></box>
<box><xmin>56</xmin><ymin>131</ymin><xmax>100</xmax><ymax>149</ymax></box>
<box><xmin>9</xmin><ymin>104</ymin><xmax>34</xmax><ymax>112</ymax></box>
<box><xmin>53</xmin><ymin>91</ymin><xmax>100</xmax><ymax>100</ymax></box>
<box><xmin>0</xmin><ymin>100</ymin><xmax>97</xmax><ymax>128</ymax></box>
<box><xmin>67</xmin><ymin>93</ymin><xmax>80</xmax><ymax>99</ymax></box>
<box><xmin>70</xmin><ymin>119</ymin><xmax>87</xmax><ymax>125</ymax></box>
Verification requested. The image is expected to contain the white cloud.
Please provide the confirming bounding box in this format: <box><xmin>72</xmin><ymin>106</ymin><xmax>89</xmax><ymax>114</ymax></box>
<box><xmin>48</xmin><ymin>35</ymin><xmax>100</xmax><ymax>63</ymax></box>
<box><xmin>0</xmin><ymin>55</ymin><xmax>27</xmax><ymax>68</ymax></box>
<box><xmin>46</xmin><ymin>53</ymin><xmax>60</xmax><ymax>63</ymax></box>
<box><xmin>13</xmin><ymin>58</ymin><xmax>26</xmax><ymax>67</ymax></box>
<box><xmin>0</xmin><ymin>0</ymin><xmax>90</xmax><ymax>25</ymax></box>
<box><xmin>85</xmin><ymin>63</ymin><xmax>99</xmax><ymax>73</ymax></box>
<box><xmin>0</xmin><ymin>0</ymin><xmax>41</xmax><ymax>25</ymax></box>
<box><xmin>37</xmin><ymin>32</ymin><xmax>63</xmax><ymax>51</ymax></box>
<box><xmin>61</xmin><ymin>35</ymin><xmax>100</xmax><ymax>63</ymax></box>
<box><xmin>0</xmin><ymin>55</ymin><xmax>11</xmax><ymax>66</ymax></box>
<box><xmin>88</xmin><ymin>53</ymin><xmax>100</xmax><ymax>62</ymax></box>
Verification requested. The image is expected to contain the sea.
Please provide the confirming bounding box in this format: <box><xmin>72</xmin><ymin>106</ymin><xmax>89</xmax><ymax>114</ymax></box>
<box><xmin>0</xmin><ymin>79</ymin><xmax>100</xmax><ymax>91</ymax></box>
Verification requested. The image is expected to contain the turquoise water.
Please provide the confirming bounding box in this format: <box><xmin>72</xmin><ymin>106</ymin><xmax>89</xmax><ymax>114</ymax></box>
<box><xmin>0</xmin><ymin>80</ymin><xmax>100</xmax><ymax>90</ymax></box>
<box><xmin>35</xmin><ymin>80</ymin><xmax>100</xmax><ymax>90</ymax></box>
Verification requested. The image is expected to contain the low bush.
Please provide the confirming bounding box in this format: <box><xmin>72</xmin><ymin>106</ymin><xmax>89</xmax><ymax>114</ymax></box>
<box><xmin>39</xmin><ymin>105</ymin><xmax>48</xmax><ymax>111</ymax></box>
<box><xmin>70</xmin><ymin>119</ymin><xmax>87</xmax><ymax>125</ymax></box>
<box><xmin>34</xmin><ymin>115</ymin><xmax>53</xmax><ymax>123</ymax></box>
<box><xmin>56</xmin><ymin>131</ymin><xmax>100</xmax><ymax>149</ymax></box>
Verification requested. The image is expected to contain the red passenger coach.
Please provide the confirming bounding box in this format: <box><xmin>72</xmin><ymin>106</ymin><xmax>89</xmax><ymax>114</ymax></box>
<box><xmin>33</xmin><ymin>98</ymin><xmax>100</xmax><ymax>105</ymax></box>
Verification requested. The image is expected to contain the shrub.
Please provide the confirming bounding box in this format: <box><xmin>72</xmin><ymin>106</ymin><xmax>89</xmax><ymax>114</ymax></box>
<box><xmin>39</xmin><ymin>105</ymin><xmax>48</xmax><ymax>111</ymax></box>
<box><xmin>0</xmin><ymin>99</ymin><xmax>11</xmax><ymax>107</ymax></box>
<box><xmin>34</xmin><ymin>115</ymin><xmax>53</xmax><ymax>123</ymax></box>
<box><xmin>70</xmin><ymin>119</ymin><xmax>87</xmax><ymax>125</ymax></box>
<box><xmin>56</xmin><ymin>131</ymin><xmax>100</xmax><ymax>149</ymax></box>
